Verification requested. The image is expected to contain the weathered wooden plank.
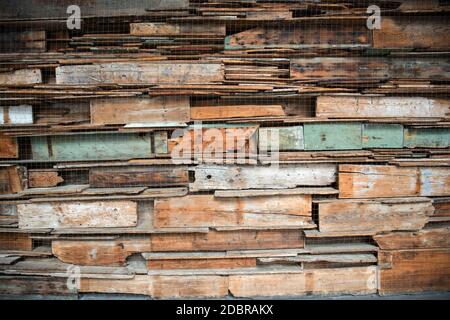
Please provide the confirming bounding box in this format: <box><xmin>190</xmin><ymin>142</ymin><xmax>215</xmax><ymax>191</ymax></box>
<box><xmin>0</xmin><ymin>166</ymin><xmax>26</xmax><ymax>194</ymax></box>
<box><xmin>404</xmin><ymin>128</ymin><xmax>450</xmax><ymax>148</ymax></box>
<box><xmin>89</xmin><ymin>166</ymin><xmax>188</xmax><ymax>188</ymax></box>
<box><xmin>0</xmin><ymin>31</ymin><xmax>46</xmax><ymax>53</ymax></box>
<box><xmin>0</xmin><ymin>276</ymin><xmax>75</xmax><ymax>297</ymax></box>
<box><xmin>0</xmin><ymin>105</ymin><xmax>33</xmax><ymax>124</ymax></box>
<box><xmin>290</xmin><ymin>57</ymin><xmax>450</xmax><ymax>80</ymax></box>
<box><xmin>56</xmin><ymin>62</ymin><xmax>224</xmax><ymax>85</ymax></box>
<box><xmin>226</xmin><ymin>23</ymin><xmax>369</xmax><ymax>49</ymax></box>
<box><xmin>17</xmin><ymin>201</ymin><xmax>137</xmax><ymax>229</ymax></box>
<box><xmin>0</xmin><ymin>0</ymin><xmax>189</xmax><ymax>19</ymax></box>
<box><xmin>90</xmin><ymin>96</ymin><xmax>190</xmax><ymax>125</ymax></box>
<box><xmin>154</xmin><ymin>194</ymin><xmax>312</xmax><ymax>228</ymax></box>
<box><xmin>373</xmin><ymin>16</ymin><xmax>450</xmax><ymax>49</ymax></box>
<box><xmin>229</xmin><ymin>266</ymin><xmax>377</xmax><ymax>297</ymax></box>
<box><xmin>259</xmin><ymin>126</ymin><xmax>304</xmax><ymax>151</ymax></box>
<box><xmin>152</xmin><ymin>131</ymin><xmax>168</xmax><ymax>155</ymax></box>
<box><xmin>0</xmin><ymin>134</ymin><xmax>18</xmax><ymax>159</ymax></box>
<box><xmin>52</xmin><ymin>238</ymin><xmax>151</xmax><ymax>266</ymax></box>
<box><xmin>191</xmin><ymin>164</ymin><xmax>336</xmax><ymax>191</ymax></box>
<box><xmin>131</xmin><ymin>22</ymin><xmax>225</xmax><ymax>36</ymax></box>
<box><xmin>191</xmin><ymin>105</ymin><xmax>285</xmax><ymax>120</ymax></box>
<box><xmin>362</xmin><ymin>124</ymin><xmax>404</xmax><ymax>148</ymax></box>
<box><xmin>151</xmin><ymin>229</ymin><xmax>304</xmax><ymax>252</ymax></box>
<box><xmin>259</xmin><ymin>253</ymin><xmax>377</xmax><ymax>265</ymax></box>
<box><xmin>0</xmin><ymin>232</ymin><xmax>32</xmax><ymax>251</ymax></box>
<box><xmin>31</xmin><ymin>133</ymin><xmax>153</xmax><ymax>161</ymax></box>
<box><xmin>419</xmin><ymin>167</ymin><xmax>450</xmax><ymax>196</ymax></box>
<box><xmin>316</xmin><ymin>96</ymin><xmax>450</xmax><ymax>119</ymax></box>
<box><xmin>28</xmin><ymin>170</ymin><xmax>63</xmax><ymax>188</ymax></box>
<box><xmin>0</xmin><ymin>68</ymin><xmax>42</xmax><ymax>85</ymax></box>
<box><xmin>214</xmin><ymin>187</ymin><xmax>338</xmax><ymax>198</ymax></box>
<box><xmin>374</xmin><ymin>227</ymin><xmax>450</xmax><ymax>250</ymax></box>
<box><xmin>379</xmin><ymin>249</ymin><xmax>450</xmax><ymax>295</ymax></box>
<box><xmin>318</xmin><ymin>198</ymin><xmax>432</xmax><ymax>234</ymax></box>
<box><xmin>169</xmin><ymin>124</ymin><xmax>258</xmax><ymax>157</ymax></box>
<box><xmin>303</xmin><ymin>123</ymin><xmax>362</xmax><ymax>150</ymax></box>
<box><xmin>147</xmin><ymin>257</ymin><xmax>256</xmax><ymax>270</ymax></box>
<box><xmin>80</xmin><ymin>274</ymin><xmax>228</xmax><ymax>298</ymax></box>
<box><xmin>338</xmin><ymin>165</ymin><xmax>419</xmax><ymax>198</ymax></box>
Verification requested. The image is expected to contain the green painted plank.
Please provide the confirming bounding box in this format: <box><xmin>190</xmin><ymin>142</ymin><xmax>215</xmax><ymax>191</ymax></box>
<box><xmin>362</xmin><ymin>124</ymin><xmax>403</xmax><ymax>148</ymax></box>
<box><xmin>259</xmin><ymin>126</ymin><xmax>304</xmax><ymax>151</ymax></box>
<box><xmin>404</xmin><ymin>128</ymin><xmax>450</xmax><ymax>148</ymax></box>
<box><xmin>31</xmin><ymin>133</ymin><xmax>153</xmax><ymax>161</ymax></box>
<box><xmin>304</xmin><ymin>122</ymin><xmax>362</xmax><ymax>151</ymax></box>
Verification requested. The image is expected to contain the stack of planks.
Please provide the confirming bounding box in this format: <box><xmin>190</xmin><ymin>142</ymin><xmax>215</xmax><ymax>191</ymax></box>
<box><xmin>0</xmin><ymin>0</ymin><xmax>449</xmax><ymax>298</ymax></box>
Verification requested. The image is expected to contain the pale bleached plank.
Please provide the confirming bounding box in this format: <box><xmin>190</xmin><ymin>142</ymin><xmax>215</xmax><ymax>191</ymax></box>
<box><xmin>316</xmin><ymin>96</ymin><xmax>450</xmax><ymax>119</ymax></box>
<box><xmin>56</xmin><ymin>63</ymin><xmax>224</xmax><ymax>85</ymax></box>
<box><xmin>0</xmin><ymin>69</ymin><xmax>41</xmax><ymax>85</ymax></box>
<box><xmin>0</xmin><ymin>105</ymin><xmax>33</xmax><ymax>124</ymax></box>
<box><xmin>190</xmin><ymin>164</ymin><xmax>336</xmax><ymax>191</ymax></box>
<box><xmin>17</xmin><ymin>201</ymin><xmax>137</xmax><ymax>229</ymax></box>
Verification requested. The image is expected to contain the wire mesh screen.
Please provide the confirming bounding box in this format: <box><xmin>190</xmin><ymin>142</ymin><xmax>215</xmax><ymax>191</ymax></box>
<box><xmin>0</xmin><ymin>0</ymin><xmax>449</xmax><ymax>299</ymax></box>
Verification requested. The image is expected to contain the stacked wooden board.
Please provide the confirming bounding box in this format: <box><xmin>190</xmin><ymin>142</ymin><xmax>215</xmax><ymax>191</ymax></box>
<box><xmin>0</xmin><ymin>0</ymin><xmax>449</xmax><ymax>298</ymax></box>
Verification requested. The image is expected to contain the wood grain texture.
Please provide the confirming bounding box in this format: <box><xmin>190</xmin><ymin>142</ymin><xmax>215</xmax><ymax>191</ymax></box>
<box><xmin>17</xmin><ymin>201</ymin><xmax>137</xmax><ymax>229</ymax></box>
<box><xmin>131</xmin><ymin>22</ymin><xmax>225</xmax><ymax>36</ymax></box>
<box><xmin>0</xmin><ymin>134</ymin><xmax>18</xmax><ymax>159</ymax></box>
<box><xmin>191</xmin><ymin>105</ymin><xmax>285</xmax><ymax>120</ymax></box>
<box><xmin>147</xmin><ymin>257</ymin><xmax>256</xmax><ymax>270</ymax></box>
<box><xmin>229</xmin><ymin>266</ymin><xmax>377</xmax><ymax>297</ymax></box>
<box><xmin>90</xmin><ymin>96</ymin><xmax>190</xmax><ymax>125</ymax></box>
<box><xmin>0</xmin><ymin>0</ymin><xmax>189</xmax><ymax>19</ymax></box>
<box><xmin>374</xmin><ymin>227</ymin><xmax>450</xmax><ymax>250</ymax></box>
<box><xmin>419</xmin><ymin>167</ymin><xmax>450</xmax><ymax>196</ymax></box>
<box><xmin>169</xmin><ymin>124</ymin><xmax>258</xmax><ymax>156</ymax></box>
<box><xmin>154</xmin><ymin>194</ymin><xmax>312</xmax><ymax>228</ymax></box>
<box><xmin>56</xmin><ymin>62</ymin><xmax>224</xmax><ymax>85</ymax></box>
<box><xmin>80</xmin><ymin>275</ymin><xmax>228</xmax><ymax>298</ymax></box>
<box><xmin>28</xmin><ymin>170</ymin><xmax>64</xmax><ymax>188</ymax></box>
<box><xmin>52</xmin><ymin>238</ymin><xmax>151</xmax><ymax>266</ymax></box>
<box><xmin>151</xmin><ymin>229</ymin><xmax>304</xmax><ymax>252</ymax></box>
<box><xmin>0</xmin><ymin>68</ymin><xmax>41</xmax><ymax>85</ymax></box>
<box><xmin>89</xmin><ymin>167</ymin><xmax>188</xmax><ymax>188</ymax></box>
<box><xmin>373</xmin><ymin>16</ymin><xmax>450</xmax><ymax>49</ymax></box>
<box><xmin>0</xmin><ymin>232</ymin><xmax>33</xmax><ymax>251</ymax></box>
<box><xmin>190</xmin><ymin>164</ymin><xmax>336</xmax><ymax>191</ymax></box>
<box><xmin>226</xmin><ymin>24</ymin><xmax>369</xmax><ymax>49</ymax></box>
<box><xmin>290</xmin><ymin>57</ymin><xmax>450</xmax><ymax>80</ymax></box>
<box><xmin>0</xmin><ymin>166</ymin><xmax>26</xmax><ymax>194</ymax></box>
<box><xmin>379</xmin><ymin>249</ymin><xmax>450</xmax><ymax>295</ymax></box>
<box><xmin>338</xmin><ymin>165</ymin><xmax>419</xmax><ymax>198</ymax></box>
<box><xmin>318</xmin><ymin>198</ymin><xmax>432</xmax><ymax>234</ymax></box>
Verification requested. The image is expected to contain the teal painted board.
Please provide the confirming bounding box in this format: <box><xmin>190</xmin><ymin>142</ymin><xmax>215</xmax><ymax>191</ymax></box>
<box><xmin>31</xmin><ymin>132</ymin><xmax>153</xmax><ymax>161</ymax></box>
<box><xmin>259</xmin><ymin>126</ymin><xmax>304</xmax><ymax>151</ymax></box>
<box><xmin>362</xmin><ymin>124</ymin><xmax>403</xmax><ymax>148</ymax></box>
<box><xmin>404</xmin><ymin>128</ymin><xmax>450</xmax><ymax>148</ymax></box>
<box><xmin>304</xmin><ymin>122</ymin><xmax>362</xmax><ymax>150</ymax></box>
